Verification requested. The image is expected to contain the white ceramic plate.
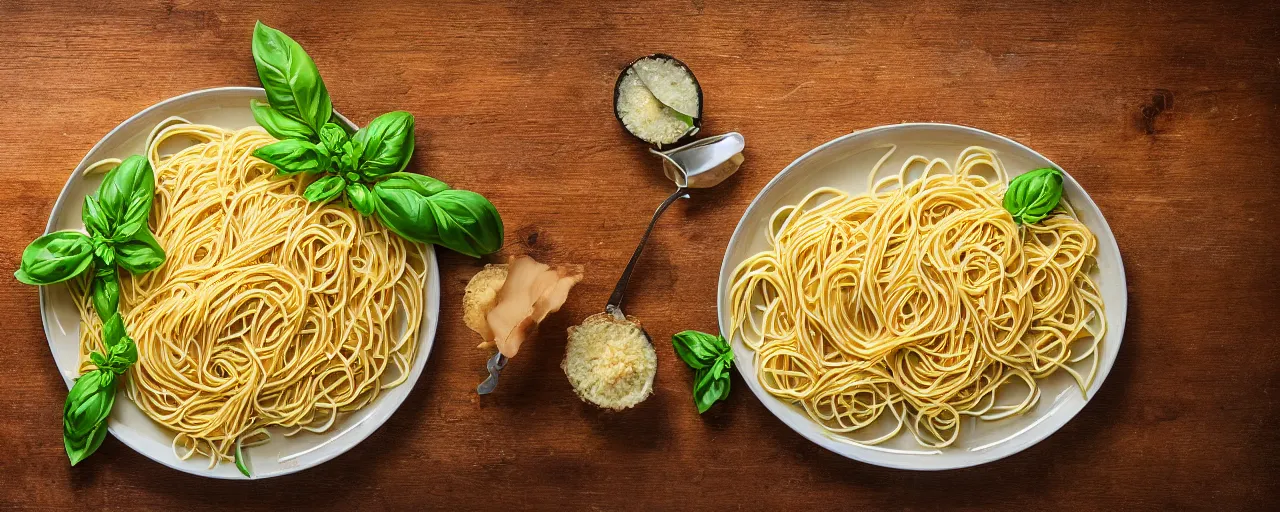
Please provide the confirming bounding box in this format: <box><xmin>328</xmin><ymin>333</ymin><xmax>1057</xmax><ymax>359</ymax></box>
<box><xmin>717</xmin><ymin>123</ymin><xmax>1126</xmax><ymax>470</ymax></box>
<box><xmin>38</xmin><ymin>87</ymin><xmax>441</xmax><ymax>479</ymax></box>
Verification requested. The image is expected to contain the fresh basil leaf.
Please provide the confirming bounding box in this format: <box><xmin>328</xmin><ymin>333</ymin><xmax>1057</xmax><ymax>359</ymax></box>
<box><xmin>352</xmin><ymin>111</ymin><xmax>414</xmax><ymax>178</ymax></box>
<box><xmin>692</xmin><ymin>363</ymin><xmax>730</xmax><ymax>414</ymax></box>
<box><xmin>1004</xmin><ymin>168</ymin><xmax>1064</xmax><ymax>225</ymax></box>
<box><xmin>345</xmin><ymin>182</ymin><xmax>376</xmax><ymax>216</ymax></box>
<box><xmin>672</xmin><ymin>330</ymin><xmax>722</xmax><ymax>369</ymax></box>
<box><xmin>250</xmin><ymin>99</ymin><xmax>316</xmax><ymax>141</ymax></box>
<box><xmin>372</xmin><ymin>185</ymin><xmax>503</xmax><ymax>257</ymax></box>
<box><xmin>81</xmin><ymin>196</ymin><xmax>111</xmax><ymax>238</ymax></box>
<box><xmin>375</xmin><ymin>172</ymin><xmax>449</xmax><ymax>196</ymax></box>
<box><xmin>338</xmin><ymin>140</ymin><xmax>363</xmax><ymax>172</ymax></box>
<box><xmin>252</xmin><ymin>21</ymin><xmax>332</xmax><ymax>132</ymax></box>
<box><xmin>101</xmin><ymin>312</ymin><xmax>125</xmax><ymax>347</ymax></box>
<box><xmin>115</xmin><ymin>229</ymin><xmax>165</xmax><ymax>274</ymax></box>
<box><xmin>63</xmin><ymin>369</ymin><xmax>116</xmax><ymax>465</ymax></box>
<box><xmin>92</xmin><ymin>239</ymin><xmax>116</xmax><ymax>268</ymax></box>
<box><xmin>15</xmin><ymin>231</ymin><xmax>95</xmax><ymax>285</ymax></box>
<box><xmin>97</xmin><ymin>155</ymin><xmax>153</xmax><ymax>240</ymax></box>
<box><xmin>102</xmin><ymin>335</ymin><xmax>137</xmax><ymax>372</ymax></box>
<box><xmin>90</xmin><ymin>270</ymin><xmax>119</xmax><ymax>321</ymax></box>
<box><xmin>253</xmin><ymin>139</ymin><xmax>330</xmax><ymax>175</ymax></box>
<box><xmin>319</xmin><ymin>123</ymin><xmax>348</xmax><ymax>155</ymax></box>
<box><xmin>303</xmin><ymin>175</ymin><xmax>346</xmax><ymax>203</ymax></box>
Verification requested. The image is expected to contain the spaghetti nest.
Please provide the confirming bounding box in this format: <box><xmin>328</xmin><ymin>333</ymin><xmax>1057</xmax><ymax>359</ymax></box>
<box><xmin>727</xmin><ymin>147</ymin><xmax>1105</xmax><ymax>448</ymax></box>
<box><xmin>73</xmin><ymin>121</ymin><xmax>428</xmax><ymax>466</ymax></box>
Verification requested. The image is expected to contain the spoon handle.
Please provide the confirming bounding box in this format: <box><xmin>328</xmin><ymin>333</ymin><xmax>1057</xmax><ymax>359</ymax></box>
<box><xmin>476</xmin><ymin>352</ymin><xmax>508</xmax><ymax>395</ymax></box>
<box><xmin>606</xmin><ymin>187</ymin><xmax>689</xmax><ymax>312</ymax></box>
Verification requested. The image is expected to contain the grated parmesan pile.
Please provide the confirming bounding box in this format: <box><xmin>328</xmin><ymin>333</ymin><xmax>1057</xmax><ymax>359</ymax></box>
<box><xmin>562</xmin><ymin>312</ymin><xmax>657</xmax><ymax>410</ymax></box>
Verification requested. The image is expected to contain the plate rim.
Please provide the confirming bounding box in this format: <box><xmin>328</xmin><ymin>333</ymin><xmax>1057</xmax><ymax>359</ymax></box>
<box><xmin>37</xmin><ymin>86</ymin><xmax>442</xmax><ymax>480</ymax></box>
<box><xmin>716</xmin><ymin>122</ymin><xmax>1127</xmax><ymax>471</ymax></box>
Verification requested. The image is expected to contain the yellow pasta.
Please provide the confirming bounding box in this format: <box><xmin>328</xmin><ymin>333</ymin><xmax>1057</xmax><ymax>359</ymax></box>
<box><xmin>728</xmin><ymin>146</ymin><xmax>1104</xmax><ymax>448</ymax></box>
<box><xmin>71</xmin><ymin>121</ymin><xmax>428</xmax><ymax>467</ymax></box>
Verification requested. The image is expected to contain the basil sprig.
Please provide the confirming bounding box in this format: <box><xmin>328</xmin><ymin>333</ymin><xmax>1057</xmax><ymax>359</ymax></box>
<box><xmin>64</xmin><ymin>313</ymin><xmax>137</xmax><ymax>465</ymax></box>
<box><xmin>1003</xmin><ymin>168</ymin><xmax>1064</xmax><ymax>225</ymax></box>
<box><xmin>672</xmin><ymin>330</ymin><xmax>734</xmax><ymax>413</ymax></box>
<box><xmin>15</xmin><ymin>155</ymin><xmax>165</xmax><ymax>465</ymax></box>
<box><xmin>248</xmin><ymin>22</ymin><xmax>504</xmax><ymax>257</ymax></box>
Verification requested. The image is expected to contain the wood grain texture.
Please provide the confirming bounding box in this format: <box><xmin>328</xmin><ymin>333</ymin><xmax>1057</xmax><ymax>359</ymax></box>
<box><xmin>1</xmin><ymin>0</ymin><xmax>1278</xmax><ymax>509</ymax></box>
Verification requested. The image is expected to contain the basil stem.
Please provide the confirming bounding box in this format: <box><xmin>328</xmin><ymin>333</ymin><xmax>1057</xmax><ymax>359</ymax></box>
<box><xmin>252</xmin><ymin>21</ymin><xmax>332</xmax><ymax>132</ymax></box>
<box><xmin>15</xmin><ymin>231</ymin><xmax>95</xmax><ymax>285</ymax></box>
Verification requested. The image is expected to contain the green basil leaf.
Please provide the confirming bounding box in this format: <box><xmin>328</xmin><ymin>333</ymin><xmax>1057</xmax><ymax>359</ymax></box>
<box><xmin>672</xmin><ymin>330</ymin><xmax>722</xmax><ymax>369</ymax></box>
<box><xmin>252</xmin><ymin>22</ymin><xmax>332</xmax><ymax>132</ymax></box>
<box><xmin>252</xmin><ymin>139</ymin><xmax>330</xmax><ymax>175</ymax></box>
<box><xmin>90</xmin><ymin>270</ymin><xmax>119</xmax><ymax>321</ymax></box>
<box><xmin>1004</xmin><ymin>168</ymin><xmax>1064</xmax><ymax>225</ymax></box>
<box><xmin>319</xmin><ymin>123</ymin><xmax>348</xmax><ymax>155</ymax></box>
<box><xmin>352</xmin><ymin>111</ymin><xmax>414</xmax><ymax>178</ymax></box>
<box><xmin>15</xmin><ymin>231</ymin><xmax>95</xmax><ymax>285</ymax></box>
<box><xmin>115</xmin><ymin>229</ymin><xmax>165</xmax><ymax>275</ymax></box>
<box><xmin>102</xmin><ymin>336</ymin><xmax>137</xmax><ymax>373</ymax></box>
<box><xmin>97</xmin><ymin>155</ymin><xmax>153</xmax><ymax>240</ymax></box>
<box><xmin>692</xmin><ymin>364</ymin><xmax>730</xmax><ymax>414</ymax></box>
<box><xmin>375</xmin><ymin>172</ymin><xmax>449</xmax><ymax>196</ymax></box>
<box><xmin>63</xmin><ymin>369</ymin><xmax>116</xmax><ymax>465</ymax></box>
<box><xmin>81</xmin><ymin>196</ymin><xmax>111</xmax><ymax>238</ymax></box>
<box><xmin>101</xmin><ymin>312</ymin><xmax>126</xmax><ymax>348</ymax></box>
<box><xmin>345</xmin><ymin>182</ymin><xmax>376</xmax><ymax>216</ymax></box>
<box><xmin>303</xmin><ymin>175</ymin><xmax>346</xmax><ymax>203</ymax></box>
<box><xmin>250</xmin><ymin>99</ymin><xmax>316</xmax><ymax>141</ymax></box>
<box><xmin>92</xmin><ymin>239</ymin><xmax>116</xmax><ymax>268</ymax></box>
<box><xmin>338</xmin><ymin>140</ymin><xmax>363</xmax><ymax>172</ymax></box>
<box><xmin>372</xmin><ymin>184</ymin><xmax>503</xmax><ymax>257</ymax></box>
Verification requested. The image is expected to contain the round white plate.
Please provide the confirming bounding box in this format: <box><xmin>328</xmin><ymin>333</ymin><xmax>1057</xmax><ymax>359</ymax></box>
<box><xmin>38</xmin><ymin>87</ymin><xmax>441</xmax><ymax>479</ymax></box>
<box><xmin>717</xmin><ymin>123</ymin><xmax>1126</xmax><ymax>470</ymax></box>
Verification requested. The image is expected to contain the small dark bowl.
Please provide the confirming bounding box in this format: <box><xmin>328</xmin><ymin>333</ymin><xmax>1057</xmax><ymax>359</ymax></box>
<box><xmin>613</xmin><ymin>53</ymin><xmax>704</xmax><ymax>147</ymax></box>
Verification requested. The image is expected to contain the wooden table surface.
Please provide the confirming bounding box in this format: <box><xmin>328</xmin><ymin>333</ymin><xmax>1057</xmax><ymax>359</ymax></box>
<box><xmin>2</xmin><ymin>0</ymin><xmax>1277</xmax><ymax>509</ymax></box>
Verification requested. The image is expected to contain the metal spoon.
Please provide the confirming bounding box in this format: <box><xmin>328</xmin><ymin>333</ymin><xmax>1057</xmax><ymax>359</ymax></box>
<box><xmin>476</xmin><ymin>133</ymin><xmax>745</xmax><ymax>395</ymax></box>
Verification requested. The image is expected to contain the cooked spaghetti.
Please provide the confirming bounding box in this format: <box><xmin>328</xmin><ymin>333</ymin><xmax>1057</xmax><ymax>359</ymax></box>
<box><xmin>727</xmin><ymin>146</ymin><xmax>1104</xmax><ymax>448</ymax></box>
<box><xmin>70</xmin><ymin>119</ymin><xmax>428</xmax><ymax>466</ymax></box>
